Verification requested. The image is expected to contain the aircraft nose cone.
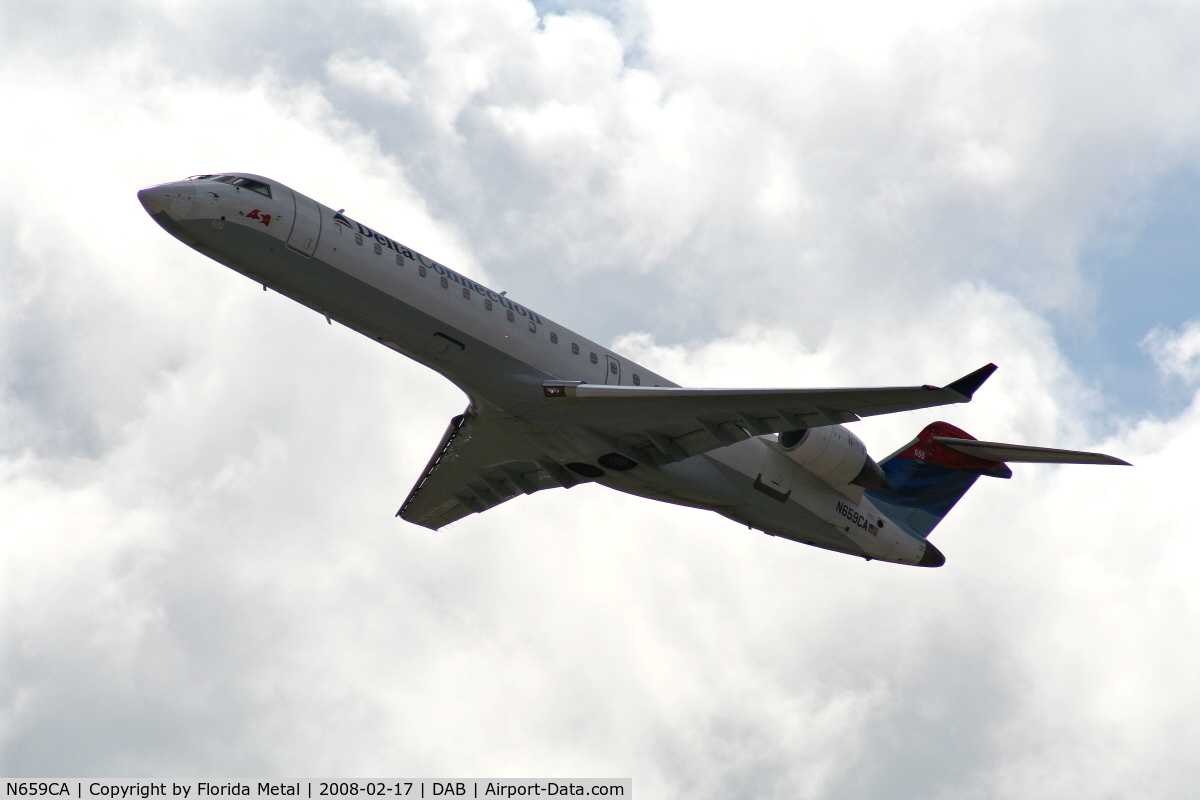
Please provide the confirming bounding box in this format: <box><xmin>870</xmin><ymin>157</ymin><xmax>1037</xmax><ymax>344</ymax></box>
<box><xmin>137</xmin><ymin>186</ymin><xmax>170</xmax><ymax>215</ymax></box>
<box><xmin>917</xmin><ymin>540</ymin><xmax>946</xmax><ymax>568</ymax></box>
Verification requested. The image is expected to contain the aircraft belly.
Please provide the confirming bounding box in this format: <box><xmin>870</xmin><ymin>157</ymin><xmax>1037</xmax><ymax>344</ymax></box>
<box><xmin>700</xmin><ymin>454</ymin><xmax>869</xmax><ymax>556</ymax></box>
<box><xmin>589</xmin><ymin>445</ymin><xmax>866</xmax><ymax>558</ymax></box>
<box><xmin>155</xmin><ymin>199</ymin><xmax>678</xmax><ymax>411</ymax></box>
<box><xmin>703</xmin><ymin>439</ymin><xmax>927</xmax><ymax>563</ymax></box>
<box><xmin>169</xmin><ymin>215</ymin><xmax>549</xmax><ymax>408</ymax></box>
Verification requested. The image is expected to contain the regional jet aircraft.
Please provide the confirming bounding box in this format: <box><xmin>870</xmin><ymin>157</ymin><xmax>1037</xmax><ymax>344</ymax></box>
<box><xmin>138</xmin><ymin>174</ymin><xmax>1128</xmax><ymax>567</ymax></box>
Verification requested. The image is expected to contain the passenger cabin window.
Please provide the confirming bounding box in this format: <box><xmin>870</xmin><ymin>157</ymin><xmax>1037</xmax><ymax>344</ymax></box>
<box><xmin>549</xmin><ymin>332</ymin><xmax>558</xmax><ymax>344</ymax></box>
<box><xmin>632</xmin><ymin>373</ymin><xmax>641</xmax><ymax>385</ymax></box>
<box><xmin>462</xmin><ymin>288</ymin><xmax>470</xmax><ymax>299</ymax></box>
<box><xmin>484</xmin><ymin>299</ymin><xmax>492</xmax><ymax>311</ymax></box>
<box><xmin>440</xmin><ymin>277</ymin><xmax>449</xmax><ymax>289</ymax></box>
<box><xmin>418</xmin><ymin>265</ymin><xmax>427</xmax><ymax>277</ymax></box>
<box><xmin>506</xmin><ymin>310</ymin><xmax>515</xmax><ymax>322</ymax></box>
<box><xmin>395</xmin><ymin>254</ymin><xmax>403</xmax><ymax>266</ymax></box>
<box><xmin>609</xmin><ymin>362</ymin><xmax>618</xmax><ymax>374</ymax></box>
<box><xmin>205</xmin><ymin>175</ymin><xmax>272</xmax><ymax>198</ymax></box>
<box><xmin>589</xmin><ymin>352</ymin><xmax>598</xmax><ymax>364</ymax></box>
<box><xmin>374</xmin><ymin>242</ymin><xmax>382</xmax><ymax>255</ymax></box>
<box><xmin>355</xmin><ymin>233</ymin><xmax>363</xmax><ymax>245</ymax></box>
<box><xmin>571</xmin><ymin>343</ymin><xmax>579</xmax><ymax>355</ymax></box>
<box><xmin>528</xmin><ymin>322</ymin><xmax>536</xmax><ymax>333</ymax></box>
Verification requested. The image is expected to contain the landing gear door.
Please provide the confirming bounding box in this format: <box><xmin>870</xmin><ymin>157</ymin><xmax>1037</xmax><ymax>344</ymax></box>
<box><xmin>604</xmin><ymin>355</ymin><xmax>621</xmax><ymax>385</ymax></box>
<box><xmin>287</xmin><ymin>191</ymin><xmax>322</xmax><ymax>257</ymax></box>
<box><xmin>753</xmin><ymin>450</ymin><xmax>795</xmax><ymax>504</ymax></box>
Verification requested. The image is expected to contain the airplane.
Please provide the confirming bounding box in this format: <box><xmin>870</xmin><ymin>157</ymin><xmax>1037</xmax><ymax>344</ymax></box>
<box><xmin>138</xmin><ymin>173</ymin><xmax>1129</xmax><ymax>568</ymax></box>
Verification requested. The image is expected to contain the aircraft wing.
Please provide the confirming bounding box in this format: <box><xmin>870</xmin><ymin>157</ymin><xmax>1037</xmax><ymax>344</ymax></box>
<box><xmin>399</xmin><ymin>365</ymin><xmax>1000</xmax><ymax>527</ymax></box>
<box><xmin>532</xmin><ymin>364</ymin><xmax>998</xmax><ymax>463</ymax></box>
<box><xmin>397</xmin><ymin>409</ymin><xmax>583</xmax><ymax>529</ymax></box>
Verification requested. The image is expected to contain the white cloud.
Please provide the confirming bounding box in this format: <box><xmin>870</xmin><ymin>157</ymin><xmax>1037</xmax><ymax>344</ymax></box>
<box><xmin>1144</xmin><ymin>320</ymin><xmax>1200</xmax><ymax>383</ymax></box>
<box><xmin>3</xmin><ymin>0</ymin><xmax>1200</xmax><ymax>796</ymax></box>
<box><xmin>328</xmin><ymin>55</ymin><xmax>414</xmax><ymax>106</ymax></box>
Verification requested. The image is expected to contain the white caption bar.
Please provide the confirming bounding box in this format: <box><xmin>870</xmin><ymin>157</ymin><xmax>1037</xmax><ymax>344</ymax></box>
<box><xmin>4</xmin><ymin>782</ymin><xmax>631</xmax><ymax>800</ymax></box>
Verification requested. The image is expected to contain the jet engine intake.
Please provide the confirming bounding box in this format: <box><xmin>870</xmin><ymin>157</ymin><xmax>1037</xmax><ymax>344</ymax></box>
<box><xmin>778</xmin><ymin>426</ymin><xmax>887</xmax><ymax>490</ymax></box>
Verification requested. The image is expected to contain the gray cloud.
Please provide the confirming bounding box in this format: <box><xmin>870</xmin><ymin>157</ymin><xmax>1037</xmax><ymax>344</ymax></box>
<box><xmin>4</xmin><ymin>1</ymin><xmax>1200</xmax><ymax>797</ymax></box>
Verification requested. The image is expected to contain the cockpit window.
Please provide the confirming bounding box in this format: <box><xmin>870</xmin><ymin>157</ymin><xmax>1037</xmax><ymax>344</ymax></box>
<box><xmin>195</xmin><ymin>175</ymin><xmax>272</xmax><ymax>198</ymax></box>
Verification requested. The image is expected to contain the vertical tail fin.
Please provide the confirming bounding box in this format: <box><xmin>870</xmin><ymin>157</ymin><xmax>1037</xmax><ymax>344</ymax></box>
<box><xmin>866</xmin><ymin>421</ymin><xmax>1011</xmax><ymax>538</ymax></box>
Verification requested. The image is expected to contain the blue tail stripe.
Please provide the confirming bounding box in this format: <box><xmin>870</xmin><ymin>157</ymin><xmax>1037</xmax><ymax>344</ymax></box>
<box><xmin>867</xmin><ymin>456</ymin><xmax>1009</xmax><ymax>538</ymax></box>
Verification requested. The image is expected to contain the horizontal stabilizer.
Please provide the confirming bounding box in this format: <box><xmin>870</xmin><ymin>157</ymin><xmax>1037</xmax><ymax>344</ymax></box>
<box><xmin>865</xmin><ymin>421</ymin><xmax>1130</xmax><ymax>540</ymax></box>
<box><xmin>932</xmin><ymin>437</ymin><xmax>1131</xmax><ymax>466</ymax></box>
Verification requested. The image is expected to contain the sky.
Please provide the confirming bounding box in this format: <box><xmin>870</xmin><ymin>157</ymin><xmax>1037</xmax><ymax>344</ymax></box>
<box><xmin>4</xmin><ymin>0</ymin><xmax>1200</xmax><ymax>795</ymax></box>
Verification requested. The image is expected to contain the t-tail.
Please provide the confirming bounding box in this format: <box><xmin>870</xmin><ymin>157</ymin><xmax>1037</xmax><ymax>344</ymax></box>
<box><xmin>867</xmin><ymin>421</ymin><xmax>1129</xmax><ymax>540</ymax></box>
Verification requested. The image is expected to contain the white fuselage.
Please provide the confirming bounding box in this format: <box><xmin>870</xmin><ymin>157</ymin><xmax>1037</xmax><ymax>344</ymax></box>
<box><xmin>138</xmin><ymin>174</ymin><xmax>934</xmax><ymax>566</ymax></box>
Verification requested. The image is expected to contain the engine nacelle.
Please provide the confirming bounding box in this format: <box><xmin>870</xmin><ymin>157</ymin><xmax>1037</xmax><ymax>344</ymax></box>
<box><xmin>777</xmin><ymin>425</ymin><xmax>887</xmax><ymax>490</ymax></box>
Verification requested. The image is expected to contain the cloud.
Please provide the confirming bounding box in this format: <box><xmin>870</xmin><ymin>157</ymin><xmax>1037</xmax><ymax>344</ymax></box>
<box><xmin>1144</xmin><ymin>320</ymin><xmax>1200</xmax><ymax>384</ymax></box>
<box><xmin>3</xmin><ymin>0</ymin><xmax>1200</xmax><ymax>796</ymax></box>
<box><xmin>328</xmin><ymin>56</ymin><xmax>414</xmax><ymax>106</ymax></box>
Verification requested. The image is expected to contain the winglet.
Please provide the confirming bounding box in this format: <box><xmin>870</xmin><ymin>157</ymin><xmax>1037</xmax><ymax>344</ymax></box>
<box><xmin>944</xmin><ymin>363</ymin><xmax>997</xmax><ymax>400</ymax></box>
